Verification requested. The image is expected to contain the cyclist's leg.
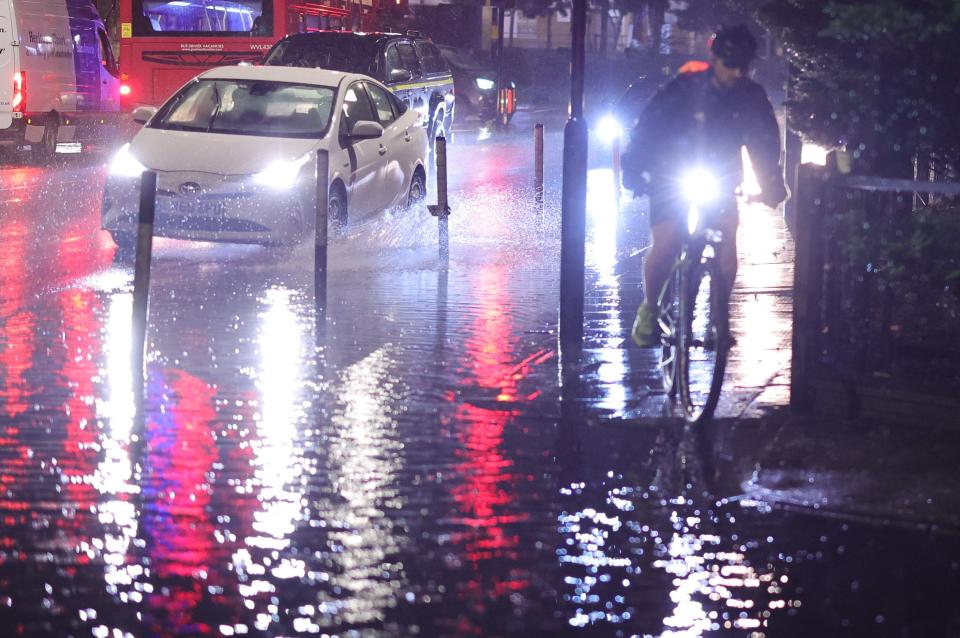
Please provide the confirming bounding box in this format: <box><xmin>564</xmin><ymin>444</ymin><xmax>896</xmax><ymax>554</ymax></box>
<box><xmin>643</xmin><ymin>215</ymin><xmax>684</xmax><ymax>309</ymax></box>
<box><xmin>712</xmin><ymin>210</ymin><xmax>739</xmax><ymax>302</ymax></box>
<box><xmin>634</xmin><ymin>202</ymin><xmax>683</xmax><ymax>347</ymax></box>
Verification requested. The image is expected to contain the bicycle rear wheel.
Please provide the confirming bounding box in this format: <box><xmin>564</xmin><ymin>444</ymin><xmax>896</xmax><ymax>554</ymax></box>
<box><xmin>657</xmin><ymin>268</ymin><xmax>681</xmax><ymax>396</ymax></box>
<box><xmin>678</xmin><ymin>257</ymin><xmax>729</xmax><ymax>424</ymax></box>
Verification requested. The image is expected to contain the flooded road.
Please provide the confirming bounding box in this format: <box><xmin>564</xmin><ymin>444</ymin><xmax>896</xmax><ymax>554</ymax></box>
<box><xmin>0</xmin><ymin>112</ymin><xmax>958</xmax><ymax>637</ymax></box>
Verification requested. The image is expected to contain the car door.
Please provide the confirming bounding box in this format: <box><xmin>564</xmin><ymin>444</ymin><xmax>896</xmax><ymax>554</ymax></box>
<box><xmin>339</xmin><ymin>81</ymin><xmax>384</xmax><ymax>217</ymax></box>
<box><xmin>395</xmin><ymin>40</ymin><xmax>428</xmax><ymax>125</ymax></box>
<box><xmin>364</xmin><ymin>81</ymin><xmax>409</xmax><ymax>207</ymax></box>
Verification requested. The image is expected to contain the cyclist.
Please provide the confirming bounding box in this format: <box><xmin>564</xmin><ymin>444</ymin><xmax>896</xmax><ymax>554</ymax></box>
<box><xmin>623</xmin><ymin>24</ymin><xmax>789</xmax><ymax>347</ymax></box>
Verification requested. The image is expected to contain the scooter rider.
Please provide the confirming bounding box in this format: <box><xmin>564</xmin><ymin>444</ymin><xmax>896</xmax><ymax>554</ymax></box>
<box><xmin>623</xmin><ymin>24</ymin><xmax>789</xmax><ymax>347</ymax></box>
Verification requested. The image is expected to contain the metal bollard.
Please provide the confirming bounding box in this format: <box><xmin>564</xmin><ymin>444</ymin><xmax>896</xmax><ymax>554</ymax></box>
<box><xmin>131</xmin><ymin>169</ymin><xmax>157</xmax><ymax>412</ymax></box>
<box><xmin>315</xmin><ymin>151</ymin><xmax>329</xmax><ymax>341</ymax></box>
<box><xmin>611</xmin><ymin>133</ymin><xmax>621</xmax><ymax>202</ymax></box>
<box><xmin>428</xmin><ymin>135</ymin><xmax>451</xmax><ymax>264</ymax></box>
<box><xmin>534</xmin><ymin>123</ymin><xmax>544</xmax><ymax>209</ymax></box>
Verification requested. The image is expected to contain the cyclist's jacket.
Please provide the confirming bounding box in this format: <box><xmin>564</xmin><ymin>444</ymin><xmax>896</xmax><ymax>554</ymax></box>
<box><xmin>623</xmin><ymin>67</ymin><xmax>787</xmax><ymax>206</ymax></box>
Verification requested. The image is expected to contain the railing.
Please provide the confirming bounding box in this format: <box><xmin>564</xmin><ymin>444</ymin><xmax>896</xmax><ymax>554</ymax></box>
<box><xmin>791</xmin><ymin>161</ymin><xmax>960</xmax><ymax>419</ymax></box>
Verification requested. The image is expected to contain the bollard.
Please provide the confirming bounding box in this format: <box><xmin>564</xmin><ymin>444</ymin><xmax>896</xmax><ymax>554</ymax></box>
<box><xmin>428</xmin><ymin>135</ymin><xmax>451</xmax><ymax>264</ymax></box>
<box><xmin>611</xmin><ymin>133</ymin><xmax>621</xmax><ymax>202</ymax></box>
<box><xmin>131</xmin><ymin>169</ymin><xmax>157</xmax><ymax>412</ymax></box>
<box><xmin>315</xmin><ymin>151</ymin><xmax>329</xmax><ymax>341</ymax></box>
<box><xmin>534</xmin><ymin>123</ymin><xmax>544</xmax><ymax>209</ymax></box>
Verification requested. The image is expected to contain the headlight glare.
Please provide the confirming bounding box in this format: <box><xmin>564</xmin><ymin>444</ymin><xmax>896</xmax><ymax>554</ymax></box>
<box><xmin>253</xmin><ymin>153</ymin><xmax>312</xmax><ymax>189</ymax></box>
<box><xmin>597</xmin><ymin>115</ymin><xmax>622</xmax><ymax>144</ymax></box>
<box><xmin>109</xmin><ymin>143</ymin><xmax>147</xmax><ymax>177</ymax></box>
<box><xmin>681</xmin><ymin>168</ymin><xmax>718</xmax><ymax>206</ymax></box>
<box><xmin>475</xmin><ymin>77</ymin><xmax>495</xmax><ymax>91</ymax></box>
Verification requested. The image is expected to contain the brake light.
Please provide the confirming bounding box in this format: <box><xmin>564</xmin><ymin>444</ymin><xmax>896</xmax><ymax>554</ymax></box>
<box><xmin>120</xmin><ymin>84</ymin><xmax>131</xmax><ymax>96</ymax></box>
<box><xmin>12</xmin><ymin>72</ymin><xmax>25</xmax><ymax>113</ymax></box>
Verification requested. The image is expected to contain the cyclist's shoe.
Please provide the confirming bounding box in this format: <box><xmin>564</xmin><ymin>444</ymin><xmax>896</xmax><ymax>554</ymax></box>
<box><xmin>631</xmin><ymin>303</ymin><xmax>660</xmax><ymax>347</ymax></box>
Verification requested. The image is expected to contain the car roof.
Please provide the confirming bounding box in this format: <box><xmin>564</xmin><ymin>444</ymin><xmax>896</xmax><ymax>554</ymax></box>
<box><xmin>276</xmin><ymin>30</ymin><xmax>430</xmax><ymax>46</ymax></box>
<box><xmin>198</xmin><ymin>64</ymin><xmax>358</xmax><ymax>87</ymax></box>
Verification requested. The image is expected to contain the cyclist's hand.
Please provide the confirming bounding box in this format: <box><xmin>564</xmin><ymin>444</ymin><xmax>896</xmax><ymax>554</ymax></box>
<box><xmin>747</xmin><ymin>183</ymin><xmax>789</xmax><ymax>208</ymax></box>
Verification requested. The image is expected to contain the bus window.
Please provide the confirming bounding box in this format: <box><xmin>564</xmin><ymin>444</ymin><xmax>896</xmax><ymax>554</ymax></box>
<box><xmin>132</xmin><ymin>0</ymin><xmax>272</xmax><ymax>36</ymax></box>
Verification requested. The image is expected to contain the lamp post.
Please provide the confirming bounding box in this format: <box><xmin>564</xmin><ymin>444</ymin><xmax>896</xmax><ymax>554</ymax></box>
<box><xmin>558</xmin><ymin>0</ymin><xmax>588</xmax><ymax>350</ymax></box>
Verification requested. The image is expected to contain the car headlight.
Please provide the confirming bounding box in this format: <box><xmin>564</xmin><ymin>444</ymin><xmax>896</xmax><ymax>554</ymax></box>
<box><xmin>252</xmin><ymin>153</ymin><xmax>312</xmax><ymax>189</ymax></box>
<box><xmin>475</xmin><ymin>77</ymin><xmax>495</xmax><ymax>91</ymax></box>
<box><xmin>109</xmin><ymin>143</ymin><xmax>147</xmax><ymax>177</ymax></box>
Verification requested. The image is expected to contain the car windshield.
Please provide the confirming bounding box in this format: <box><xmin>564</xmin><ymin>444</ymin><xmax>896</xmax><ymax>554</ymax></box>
<box><xmin>438</xmin><ymin>46</ymin><xmax>488</xmax><ymax>70</ymax></box>
<box><xmin>264</xmin><ymin>37</ymin><xmax>377</xmax><ymax>75</ymax></box>
<box><xmin>151</xmin><ymin>79</ymin><xmax>335</xmax><ymax>138</ymax></box>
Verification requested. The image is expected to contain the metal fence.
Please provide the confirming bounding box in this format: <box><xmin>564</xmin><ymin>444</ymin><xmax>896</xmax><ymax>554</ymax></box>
<box><xmin>791</xmin><ymin>162</ymin><xmax>960</xmax><ymax>419</ymax></box>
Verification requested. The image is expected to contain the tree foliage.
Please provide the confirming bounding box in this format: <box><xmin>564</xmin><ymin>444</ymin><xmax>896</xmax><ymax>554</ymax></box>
<box><xmin>741</xmin><ymin>0</ymin><xmax>960</xmax><ymax>175</ymax></box>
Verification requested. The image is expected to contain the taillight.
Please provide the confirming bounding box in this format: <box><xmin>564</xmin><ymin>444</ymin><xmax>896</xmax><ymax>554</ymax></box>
<box><xmin>12</xmin><ymin>72</ymin><xmax>25</xmax><ymax>113</ymax></box>
<box><xmin>120</xmin><ymin>84</ymin><xmax>131</xmax><ymax>96</ymax></box>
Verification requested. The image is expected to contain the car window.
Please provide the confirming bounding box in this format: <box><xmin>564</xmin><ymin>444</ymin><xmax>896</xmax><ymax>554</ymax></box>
<box><xmin>365</xmin><ymin>83</ymin><xmax>396</xmax><ymax>125</ymax></box>
<box><xmin>385</xmin><ymin>44</ymin><xmax>404</xmax><ymax>80</ymax></box>
<box><xmin>414</xmin><ymin>41</ymin><xmax>448</xmax><ymax>76</ymax></box>
<box><xmin>266</xmin><ymin>36</ymin><xmax>377</xmax><ymax>75</ymax></box>
<box><xmin>396</xmin><ymin>42</ymin><xmax>421</xmax><ymax>77</ymax></box>
<box><xmin>153</xmin><ymin>79</ymin><xmax>335</xmax><ymax>138</ymax></box>
<box><xmin>341</xmin><ymin>82</ymin><xmax>377</xmax><ymax>133</ymax></box>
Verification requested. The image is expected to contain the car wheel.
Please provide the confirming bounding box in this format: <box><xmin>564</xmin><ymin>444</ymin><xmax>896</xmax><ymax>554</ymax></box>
<box><xmin>32</xmin><ymin>117</ymin><xmax>59</xmax><ymax>164</ymax></box>
<box><xmin>328</xmin><ymin>182</ymin><xmax>348</xmax><ymax>237</ymax></box>
<box><xmin>407</xmin><ymin>168</ymin><xmax>427</xmax><ymax>207</ymax></box>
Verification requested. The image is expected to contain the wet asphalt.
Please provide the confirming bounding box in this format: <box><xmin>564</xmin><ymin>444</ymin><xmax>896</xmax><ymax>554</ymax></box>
<box><xmin>0</xmin><ymin>110</ymin><xmax>958</xmax><ymax>637</ymax></box>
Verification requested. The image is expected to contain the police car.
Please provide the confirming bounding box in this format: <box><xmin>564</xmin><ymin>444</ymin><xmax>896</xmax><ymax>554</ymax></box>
<box><xmin>264</xmin><ymin>31</ymin><xmax>455</xmax><ymax>154</ymax></box>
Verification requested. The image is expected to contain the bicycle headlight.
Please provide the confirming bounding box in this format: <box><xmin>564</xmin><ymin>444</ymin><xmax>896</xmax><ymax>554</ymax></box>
<box><xmin>681</xmin><ymin>168</ymin><xmax>719</xmax><ymax>206</ymax></box>
<box><xmin>597</xmin><ymin>115</ymin><xmax>622</xmax><ymax>144</ymax></box>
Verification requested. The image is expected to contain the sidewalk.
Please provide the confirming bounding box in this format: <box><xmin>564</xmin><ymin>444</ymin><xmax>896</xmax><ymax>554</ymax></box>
<box><xmin>566</xmin><ymin>190</ymin><xmax>960</xmax><ymax>533</ymax></box>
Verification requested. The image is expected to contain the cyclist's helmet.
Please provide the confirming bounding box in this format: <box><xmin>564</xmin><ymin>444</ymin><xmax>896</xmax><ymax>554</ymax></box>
<box><xmin>709</xmin><ymin>24</ymin><xmax>758</xmax><ymax>70</ymax></box>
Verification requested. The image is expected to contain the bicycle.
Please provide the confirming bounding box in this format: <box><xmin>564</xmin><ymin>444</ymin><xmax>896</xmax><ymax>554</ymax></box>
<box><xmin>656</xmin><ymin>168</ymin><xmax>732</xmax><ymax>424</ymax></box>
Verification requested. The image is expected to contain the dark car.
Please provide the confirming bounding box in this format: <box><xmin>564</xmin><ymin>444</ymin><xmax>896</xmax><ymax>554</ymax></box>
<box><xmin>436</xmin><ymin>45</ymin><xmax>516</xmax><ymax>125</ymax></box>
<box><xmin>264</xmin><ymin>31</ymin><xmax>455</xmax><ymax>143</ymax></box>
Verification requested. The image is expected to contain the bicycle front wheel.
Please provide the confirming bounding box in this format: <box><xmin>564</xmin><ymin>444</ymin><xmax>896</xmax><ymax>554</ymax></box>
<box><xmin>657</xmin><ymin>267</ymin><xmax>681</xmax><ymax>397</ymax></box>
<box><xmin>678</xmin><ymin>258</ymin><xmax>729</xmax><ymax>424</ymax></box>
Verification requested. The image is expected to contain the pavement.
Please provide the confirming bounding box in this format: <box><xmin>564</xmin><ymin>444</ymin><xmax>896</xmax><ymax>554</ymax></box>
<box><xmin>549</xmin><ymin>180</ymin><xmax>960</xmax><ymax>535</ymax></box>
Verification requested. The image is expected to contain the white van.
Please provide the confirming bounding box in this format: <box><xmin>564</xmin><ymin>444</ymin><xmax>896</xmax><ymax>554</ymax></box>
<box><xmin>0</xmin><ymin>0</ymin><xmax>120</xmax><ymax>161</ymax></box>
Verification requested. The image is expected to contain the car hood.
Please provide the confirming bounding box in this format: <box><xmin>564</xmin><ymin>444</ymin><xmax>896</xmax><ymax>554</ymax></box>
<box><xmin>130</xmin><ymin>128</ymin><xmax>325</xmax><ymax>175</ymax></box>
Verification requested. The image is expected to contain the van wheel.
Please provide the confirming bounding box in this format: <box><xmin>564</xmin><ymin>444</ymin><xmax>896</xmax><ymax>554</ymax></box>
<box><xmin>33</xmin><ymin>117</ymin><xmax>59</xmax><ymax>164</ymax></box>
<box><xmin>109</xmin><ymin>230</ymin><xmax>136</xmax><ymax>255</ymax></box>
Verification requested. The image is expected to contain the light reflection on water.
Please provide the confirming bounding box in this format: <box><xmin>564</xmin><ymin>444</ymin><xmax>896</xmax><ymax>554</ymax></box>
<box><xmin>1</xmin><ymin>131</ymin><xmax>958</xmax><ymax>638</ymax></box>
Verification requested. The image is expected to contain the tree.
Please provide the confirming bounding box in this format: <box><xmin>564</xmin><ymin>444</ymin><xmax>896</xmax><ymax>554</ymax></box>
<box><xmin>741</xmin><ymin>0</ymin><xmax>960</xmax><ymax>176</ymax></box>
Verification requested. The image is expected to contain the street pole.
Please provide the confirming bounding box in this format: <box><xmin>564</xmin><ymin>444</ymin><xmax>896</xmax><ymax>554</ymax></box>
<box><xmin>558</xmin><ymin>0</ymin><xmax>588</xmax><ymax>350</ymax></box>
<box><xmin>495</xmin><ymin>4</ymin><xmax>506</xmax><ymax>128</ymax></box>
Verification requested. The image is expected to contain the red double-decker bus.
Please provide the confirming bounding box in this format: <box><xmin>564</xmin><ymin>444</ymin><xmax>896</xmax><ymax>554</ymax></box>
<box><xmin>118</xmin><ymin>0</ymin><xmax>352</xmax><ymax>110</ymax></box>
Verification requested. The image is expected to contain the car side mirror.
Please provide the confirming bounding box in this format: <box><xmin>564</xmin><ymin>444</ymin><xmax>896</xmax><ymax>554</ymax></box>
<box><xmin>390</xmin><ymin>68</ymin><xmax>413</xmax><ymax>83</ymax></box>
<box><xmin>350</xmin><ymin>120</ymin><xmax>384</xmax><ymax>139</ymax></box>
<box><xmin>132</xmin><ymin>105</ymin><xmax>158</xmax><ymax>124</ymax></box>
